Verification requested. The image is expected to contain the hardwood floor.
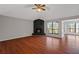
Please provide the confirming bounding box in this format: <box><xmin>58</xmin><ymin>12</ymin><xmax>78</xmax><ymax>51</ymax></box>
<box><xmin>0</xmin><ymin>35</ymin><xmax>79</xmax><ymax>54</ymax></box>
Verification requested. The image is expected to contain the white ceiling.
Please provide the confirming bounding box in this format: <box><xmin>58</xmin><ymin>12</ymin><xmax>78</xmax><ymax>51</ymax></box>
<box><xmin>0</xmin><ymin>4</ymin><xmax>79</xmax><ymax>20</ymax></box>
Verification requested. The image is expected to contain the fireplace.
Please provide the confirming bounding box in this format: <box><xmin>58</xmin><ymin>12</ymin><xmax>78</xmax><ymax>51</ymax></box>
<box><xmin>32</xmin><ymin>19</ymin><xmax>45</xmax><ymax>35</ymax></box>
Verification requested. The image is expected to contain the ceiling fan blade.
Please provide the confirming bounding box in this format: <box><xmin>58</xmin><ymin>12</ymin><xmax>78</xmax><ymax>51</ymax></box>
<box><xmin>34</xmin><ymin>4</ymin><xmax>45</xmax><ymax>7</ymax></box>
<box><xmin>42</xmin><ymin>8</ymin><xmax>45</xmax><ymax>11</ymax></box>
<box><xmin>39</xmin><ymin>8</ymin><xmax>45</xmax><ymax>11</ymax></box>
<box><xmin>34</xmin><ymin>4</ymin><xmax>40</xmax><ymax>6</ymax></box>
<box><xmin>41</xmin><ymin>4</ymin><xmax>45</xmax><ymax>7</ymax></box>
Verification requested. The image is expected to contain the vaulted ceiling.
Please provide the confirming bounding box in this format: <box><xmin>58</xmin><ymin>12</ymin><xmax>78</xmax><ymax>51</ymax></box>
<box><xmin>0</xmin><ymin>4</ymin><xmax>79</xmax><ymax>20</ymax></box>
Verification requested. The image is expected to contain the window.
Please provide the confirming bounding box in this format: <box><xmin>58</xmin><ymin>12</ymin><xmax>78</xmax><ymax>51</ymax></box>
<box><xmin>64</xmin><ymin>21</ymin><xmax>79</xmax><ymax>34</ymax></box>
<box><xmin>47</xmin><ymin>22</ymin><xmax>59</xmax><ymax>34</ymax></box>
<box><xmin>47</xmin><ymin>22</ymin><xmax>52</xmax><ymax>33</ymax></box>
<box><xmin>64</xmin><ymin>22</ymin><xmax>75</xmax><ymax>33</ymax></box>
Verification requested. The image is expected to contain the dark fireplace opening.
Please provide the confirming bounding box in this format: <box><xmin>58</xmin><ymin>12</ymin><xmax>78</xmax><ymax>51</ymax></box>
<box><xmin>32</xmin><ymin>19</ymin><xmax>45</xmax><ymax>35</ymax></box>
<box><xmin>36</xmin><ymin>28</ymin><xmax>41</xmax><ymax>33</ymax></box>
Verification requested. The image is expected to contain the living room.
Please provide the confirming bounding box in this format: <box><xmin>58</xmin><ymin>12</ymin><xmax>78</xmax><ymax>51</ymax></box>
<box><xmin>0</xmin><ymin>4</ymin><xmax>79</xmax><ymax>54</ymax></box>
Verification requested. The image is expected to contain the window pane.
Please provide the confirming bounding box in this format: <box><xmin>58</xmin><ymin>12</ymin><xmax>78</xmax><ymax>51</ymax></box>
<box><xmin>53</xmin><ymin>29</ymin><xmax>59</xmax><ymax>34</ymax></box>
<box><xmin>47</xmin><ymin>22</ymin><xmax>53</xmax><ymax>33</ymax></box>
<box><xmin>53</xmin><ymin>22</ymin><xmax>59</xmax><ymax>34</ymax></box>
<box><xmin>53</xmin><ymin>22</ymin><xmax>59</xmax><ymax>29</ymax></box>
<box><xmin>76</xmin><ymin>22</ymin><xmax>79</xmax><ymax>33</ymax></box>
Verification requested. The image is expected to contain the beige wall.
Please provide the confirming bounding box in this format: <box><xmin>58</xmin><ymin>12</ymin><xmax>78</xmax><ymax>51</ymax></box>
<box><xmin>0</xmin><ymin>15</ymin><xmax>33</xmax><ymax>41</ymax></box>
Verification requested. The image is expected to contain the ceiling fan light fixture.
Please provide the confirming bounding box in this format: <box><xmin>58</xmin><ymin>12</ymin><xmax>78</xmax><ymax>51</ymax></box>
<box><xmin>33</xmin><ymin>4</ymin><xmax>46</xmax><ymax>12</ymax></box>
<box><xmin>36</xmin><ymin>8</ymin><xmax>43</xmax><ymax>12</ymax></box>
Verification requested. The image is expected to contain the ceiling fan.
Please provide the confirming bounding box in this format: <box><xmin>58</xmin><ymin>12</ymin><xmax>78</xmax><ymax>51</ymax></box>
<box><xmin>32</xmin><ymin>4</ymin><xmax>46</xmax><ymax>12</ymax></box>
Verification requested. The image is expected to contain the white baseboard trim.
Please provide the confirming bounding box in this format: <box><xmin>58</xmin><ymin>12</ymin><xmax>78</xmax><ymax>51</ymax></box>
<box><xmin>0</xmin><ymin>35</ymin><xmax>32</xmax><ymax>41</ymax></box>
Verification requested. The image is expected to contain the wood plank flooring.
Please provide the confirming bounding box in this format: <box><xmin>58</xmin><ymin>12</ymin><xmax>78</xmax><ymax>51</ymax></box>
<box><xmin>0</xmin><ymin>35</ymin><xmax>79</xmax><ymax>54</ymax></box>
